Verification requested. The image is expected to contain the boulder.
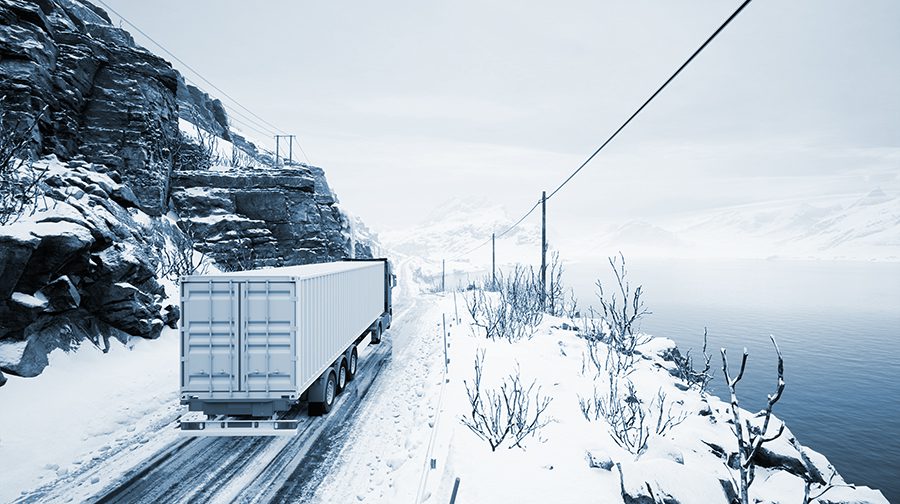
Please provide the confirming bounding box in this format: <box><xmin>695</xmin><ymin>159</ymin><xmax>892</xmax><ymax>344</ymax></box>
<box><xmin>0</xmin><ymin>334</ymin><xmax>51</xmax><ymax>377</ymax></box>
<box><xmin>585</xmin><ymin>449</ymin><xmax>614</xmax><ymax>470</ymax></box>
<box><xmin>16</xmin><ymin>221</ymin><xmax>94</xmax><ymax>293</ymax></box>
<box><xmin>0</xmin><ymin>228</ymin><xmax>41</xmax><ymax>300</ymax></box>
<box><xmin>90</xmin><ymin>241</ymin><xmax>157</xmax><ymax>289</ymax></box>
<box><xmin>37</xmin><ymin>275</ymin><xmax>81</xmax><ymax>312</ymax></box>
<box><xmin>618</xmin><ymin>459</ymin><xmax>735</xmax><ymax>504</ymax></box>
<box><xmin>816</xmin><ymin>486</ymin><xmax>890</xmax><ymax>504</ymax></box>
<box><xmin>162</xmin><ymin>304</ymin><xmax>180</xmax><ymax>329</ymax></box>
<box><xmin>86</xmin><ymin>282</ymin><xmax>162</xmax><ymax>338</ymax></box>
<box><xmin>0</xmin><ymin>368</ymin><xmax>6</xmax><ymax>387</ymax></box>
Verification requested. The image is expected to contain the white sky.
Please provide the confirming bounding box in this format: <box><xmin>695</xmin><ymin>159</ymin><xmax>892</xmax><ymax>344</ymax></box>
<box><xmin>106</xmin><ymin>0</ymin><xmax>900</xmax><ymax>237</ymax></box>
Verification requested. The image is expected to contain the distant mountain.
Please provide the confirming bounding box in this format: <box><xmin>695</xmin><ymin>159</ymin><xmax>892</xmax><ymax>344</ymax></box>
<box><xmin>381</xmin><ymin>197</ymin><xmax>539</xmax><ymax>262</ymax></box>
<box><xmin>674</xmin><ymin>190</ymin><xmax>900</xmax><ymax>260</ymax></box>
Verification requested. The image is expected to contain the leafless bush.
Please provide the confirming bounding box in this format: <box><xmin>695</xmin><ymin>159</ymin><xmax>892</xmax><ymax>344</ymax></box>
<box><xmin>466</xmin><ymin>265</ymin><xmax>544</xmax><ymax>342</ymax></box>
<box><xmin>227</xmin><ymin>143</ymin><xmax>253</xmax><ymax>168</ymax></box>
<box><xmin>721</xmin><ymin>336</ymin><xmax>786</xmax><ymax>504</ymax></box>
<box><xmin>0</xmin><ymin>102</ymin><xmax>48</xmax><ymax>224</ymax></box>
<box><xmin>579</xmin><ymin>372</ymin><xmax>649</xmax><ymax>454</ymax></box>
<box><xmin>595</xmin><ymin>253</ymin><xmax>651</xmax><ymax>356</ymax></box>
<box><xmin>579</xmin><ymin>371</ymin><xmax>686</xmax><ymax>455</ymax></box>
<box><xmin>461</xmin><ymin>350</ymin><xmax>553</xmax><ymax>451</ymax></box>
<box><xmin>803</xmin><ymin>468</ymin><xmax>855</xmax><ymax>504</ymax></box>
<box><xmin>157</xmin><ymin>222</ymin><xmax>209</xmax><ymax>280</ymax></box>
<box><xmin>172</xmin><ymin>119</ymin><xmax>224</xmax><ymax>171</ymax></box>
<box><xmin>673</xmin><ymin>327</ymin><xmax>714</xmax><ymax>394</ymax></box>
<box><xmin>216</xmin><ymin>242</ymin><xmax>258</xmax><ymax>273</ymax></box>
<box><xmin>194</xmin><ymin>123</ymin><xmax>221</xmax><ymax>169</ymax></box>
<box><xmin>544</xmin><ymin>251</ymin><xmax>578</xmax><ymax>318</ymax></box>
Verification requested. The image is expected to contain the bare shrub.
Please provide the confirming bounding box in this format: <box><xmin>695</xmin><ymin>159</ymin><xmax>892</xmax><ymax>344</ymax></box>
<box><xmin>595</xmin><ymin>253</ymin><xmax>651</xmax><ymax>356</ymax></box>
<box><xmin>461</xmin><ymin>350</ymin><xmax>553</xmax><ymax>451</ymax></box>
<box><xmin>194</xmin><ymin>123</ymin><xmax>221</xmax><ymax>169</ymax></box>
<box><xmin>544</xmin><ymin>251</ymin><xmax>578</xmax><ymax>318</ymax></box>
<box><xmin>157</xmin><ymin>221</ymin><xmax>209</xmax><ymax>280</ymax></box>
<box><xmin>0</xmin><ymin>102</ymin><xmax>48</xmax><ymax>224</ymax></box>
<box><xmin>466</xmin><ymin>264</ymin><xmax>544</xmax><ymax>342</ymax></box>
<box><xmin>579</xmin><ymin>371</ymin><xmax>686</xmax><ymax>455</ymax></box>
<box><xmin>227</xmin><ymin>143</ymin><xmax>252</xmax><ymax>168</ymax></box>
<box><xmin>172</xmin><ymin>120</ymin><xmax>224</xmax><ymax>171</ymax></box>
<box><xmin>673</xmin><ymin>327</ymin><xmax>714</xmax><ymax>394</ymax></box>
<box><xmin>721</xmin><ymin>336</ymin><xmax>785</xmax><ymax>504</ymax></box>
<box><xmin>803</xmin><ymin>468</ymin><xmax>855</xmax><ymax>504</ymax></box>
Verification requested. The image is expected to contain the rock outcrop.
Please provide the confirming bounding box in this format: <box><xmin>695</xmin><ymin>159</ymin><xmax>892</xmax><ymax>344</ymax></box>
<box><xmin>171</xmin><ymin>165</ymin><xmax>367</xmax><ymax>270</ymax></box>
<box><xmin>0</xmin><ymin>158</ymin><xmax>175</xmax><ymax>378</ymax></box>
<box><xmin>0</xmin><ymin>0</ymin><xmax>375</xmax><ymax>384</ymax></box>
<box><xmin>0</xmin><ymin>0</ymin><xmax>179</xmax><ymax>216</ymax></box>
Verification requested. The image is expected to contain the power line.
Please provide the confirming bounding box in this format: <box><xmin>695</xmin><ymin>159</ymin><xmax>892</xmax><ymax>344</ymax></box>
<box><xmin>291</xmin><ymin>135</ymin><xmax>312</xmax><ymax>166</ymax></box>
<box><xmin>450</xmin><ymin>0</ymin><xmax>753</xmax><ymax>262</ymax></box>
<box><xmin>448</xmin><ymin>198</ymin><xmax>541</xmax><ymax>261</ymax></box>
<box><xmin>94</xmin><ymin>0</ymin><xmax>287</xmax><ymax>136</ymax></box>
<box><xmin>546</xmin><ymin>0</ymin><xmax>753</xmax><ymax>201</ymax></box>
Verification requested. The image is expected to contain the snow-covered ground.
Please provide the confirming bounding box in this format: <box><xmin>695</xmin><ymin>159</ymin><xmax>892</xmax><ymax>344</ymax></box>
<box><xmin>314</xmin><ymin>283</ymin><xmax>888</xmax><ymax>503</ymax></box>
<box><xmin>0</xmin><ymin>326</ymin><xmax>183</xmax><ymax>503</ymax></box>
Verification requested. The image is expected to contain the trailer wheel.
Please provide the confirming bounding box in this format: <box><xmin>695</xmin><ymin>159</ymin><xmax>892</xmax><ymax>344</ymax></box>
<box><xmin>346</xmin><ymin>348</ymin><xmax>359</xmax><ymax>381</ymax></box>
<box><xmin>337</xmin><ymin>360</ymin><xmax>348</xmax><ymax>393</ymax></box>
<box><xmin>371</xmin><ymin>322</ymin><xmax>383</xmax><ymax>344</ymax></box>
<box><xmin>309</xmin><ymin>371</ymin><xmax>337</xmax><ymax>416</ymax></box>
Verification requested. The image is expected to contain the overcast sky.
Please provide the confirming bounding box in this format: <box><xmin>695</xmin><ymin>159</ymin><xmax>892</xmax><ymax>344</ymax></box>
<box><xmin>106</xmin><ymin>0</ymin><xmax>900</xmax><ymax>238</ymax></box>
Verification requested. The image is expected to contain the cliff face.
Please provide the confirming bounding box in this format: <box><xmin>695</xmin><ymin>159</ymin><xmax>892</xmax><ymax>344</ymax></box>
<box><xmin>0</xmin><ymin>0</ymin><xmax>372</xmax><ymax>384</ymax></box>
<box><xmin>171</xmin><ymin>165</ymin><xmax>361</xmax><ymax>270</ymax></box>
<box><xmin>0</xmin><ymin>0</ymin><xmax>179</xmax><ymax>216</ymax></box>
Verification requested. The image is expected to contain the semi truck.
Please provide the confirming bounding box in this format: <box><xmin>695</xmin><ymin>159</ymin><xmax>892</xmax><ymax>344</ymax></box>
<box><xmin>178</xmin><ymin>258</ymin><xmax>395</xmax><ymax>435</ymax></box>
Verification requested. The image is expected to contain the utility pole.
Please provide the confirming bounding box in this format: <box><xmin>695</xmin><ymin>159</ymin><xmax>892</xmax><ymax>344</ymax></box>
<box><xmin>541</xmin><ymin>190</ymin><xmax>547</xmax><ymax>309</ymax></box>
<box><xmin>274</xmin><ymin>135</ymin><xmax>296</xmax><ymax>166</ymax></box>
<box><xmin>491</xmin><ymin>232</ymin><xmax>496</xmax><ymax>290</ymax></box>
<box><xmin>441</xmin><ymin>259</ymin><xmax>445</xmax><ymax>292</ymax></box>
<box><xmin>274</xmin><ymin>135</ymin><xmax>280</xmax><ymax>167</ymax></box>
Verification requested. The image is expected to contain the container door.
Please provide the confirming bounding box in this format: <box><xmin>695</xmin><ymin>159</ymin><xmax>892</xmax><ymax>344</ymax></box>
<box><xmin>181</xmin><ymin>280</ymin><xmax>240</xmax><ymax>393</ymax></box>
<box><xmin>241</xmin><ymin>280</ymin><xmax>296</xmax><ymax>393</ymax></box>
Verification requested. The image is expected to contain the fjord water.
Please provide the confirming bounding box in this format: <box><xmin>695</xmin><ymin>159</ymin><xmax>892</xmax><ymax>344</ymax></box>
<box><xmin>567</xmin><ymin>258</ymin><xmax>900</xmax><ymax>501</ymax></box>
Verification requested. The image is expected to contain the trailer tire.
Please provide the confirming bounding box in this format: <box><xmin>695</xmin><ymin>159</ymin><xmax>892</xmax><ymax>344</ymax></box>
<box><xmin>309</xmin><ymin>371</ymin><xmax>337</xmax><ymax>416</ymax></box>
<box><xmin>346</xmin><ymin>348</ymin><xmax>359</xmax><ymax>381</ymax></box>
<box><xmin>371</xmin><ymin>322</ymin><xmax>382</xmax><ymax>344</ymax></box>
<box><xmin>337</xmin><ymin>360</ymin><xmax>348</xmax><ymax>393</ymax></box>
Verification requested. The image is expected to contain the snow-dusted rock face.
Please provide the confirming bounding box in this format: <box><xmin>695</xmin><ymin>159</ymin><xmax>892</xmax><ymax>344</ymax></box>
<box><xmin>0</xmin><ymin>159</ymin><xmax>176</xmax><ymax>379</ymax></box>
<box><xmin>0</xmin><ymin>0</ymin><xmax>376</xmax><ymax>382</ymax></box>
<box><xmin>170</xmin><ymin>166</ymin><xmax>369</xmax><ymax>270</ymax></box>
<box><xmin>0</xmin><ymin>0</ymin><xmax>179</xmax><ymax>216</ymax></box>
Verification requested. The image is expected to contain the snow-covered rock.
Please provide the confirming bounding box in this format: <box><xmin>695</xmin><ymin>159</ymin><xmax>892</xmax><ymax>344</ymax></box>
<box><xmin>0</xmin><ymin>159</ymin><xmax>177</xmax><ymax>382</ymax></box>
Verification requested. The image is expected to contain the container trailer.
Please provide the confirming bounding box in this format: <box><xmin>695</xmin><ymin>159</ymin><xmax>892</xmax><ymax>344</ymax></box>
<box><xmin>178</xmin><ymin>259</ymin><xmax>394</xmax><ymax>435</ymax></box>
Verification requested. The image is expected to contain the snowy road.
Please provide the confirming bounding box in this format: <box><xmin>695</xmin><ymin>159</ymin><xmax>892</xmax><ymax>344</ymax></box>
<box><xmin>15</xmin><ymin>332</ymin><xmax>391</xmax><ymax>504</ymax></box>
<box><xmin>11</xmin><ymin>259</ymin><xmax>445</xmax><ymax>504</ymax></box>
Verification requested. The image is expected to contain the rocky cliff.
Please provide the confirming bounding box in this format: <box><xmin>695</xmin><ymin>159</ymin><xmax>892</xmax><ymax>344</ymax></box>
<box><xmin>0</xmin><ymin>0</ymin><xmax>372</xmax><ymax>385</ymax></box>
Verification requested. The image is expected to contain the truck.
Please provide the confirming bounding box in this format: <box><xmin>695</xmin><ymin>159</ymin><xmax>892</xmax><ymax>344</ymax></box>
<box><xmin>178</xmin><ymin>258</ymin><xmax>395</xmax><ymax>435</ymax></box>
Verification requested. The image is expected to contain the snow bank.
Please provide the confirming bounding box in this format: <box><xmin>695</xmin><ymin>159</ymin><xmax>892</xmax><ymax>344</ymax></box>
<box><xmin>0</xmin><ymin>328</ymin><xmax>181</xmax><ymax>503</ymax></box>
<box><xmin>316</xmin><ymin>280</ymin><xmax>887</xmax><ymax>504</ymax></box>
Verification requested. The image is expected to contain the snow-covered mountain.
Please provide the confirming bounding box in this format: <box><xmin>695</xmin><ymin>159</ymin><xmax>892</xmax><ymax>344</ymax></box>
<box><xmin>570</xmin><ymin>190</ymin><xmax>900</xmax><ymax>261</ymax></box>
<box><xmin>380</xmin><ymin>197</ymin><xmax>540</xmax><ymax>264</ymax></box>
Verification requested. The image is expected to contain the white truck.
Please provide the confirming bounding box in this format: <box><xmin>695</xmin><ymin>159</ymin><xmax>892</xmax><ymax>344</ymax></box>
<box><xmin>178</xmin><ymin>259</ymin><xmax>394</xmax><ymax>435</ymax></box>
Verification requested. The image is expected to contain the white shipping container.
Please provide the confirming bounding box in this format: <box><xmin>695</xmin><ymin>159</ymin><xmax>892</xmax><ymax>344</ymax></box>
<box><xmin>180</xmin><ymin>261</ymin><xmax>386</xmax><ymax>412</ymax></box>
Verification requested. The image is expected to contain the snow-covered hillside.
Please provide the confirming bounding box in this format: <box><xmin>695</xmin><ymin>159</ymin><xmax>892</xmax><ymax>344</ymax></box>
<box><xmin>381</xmin><ymin>197</ymin><xmax>540</xmax><ymax>265</ymax></box>
<box><xmin>382</xmin><ymin>190</ymin><xmax>900</xmax><ymax>267</ymax></box>
<box><xmin>669</xmin><ymin>189</ymin><xmax>900</xmax><ymax>260</ymax></box>
<box><xmin>313</xmin><ymin>287</ymin><xmax>889</xmax><ymax>504</ymax></box>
